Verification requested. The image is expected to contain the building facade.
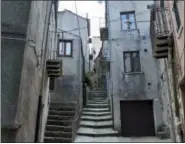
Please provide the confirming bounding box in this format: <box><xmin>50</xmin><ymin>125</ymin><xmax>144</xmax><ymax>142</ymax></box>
<box><xmin>105</xmin><ymin>1</ymin><xmax>164</xmax><ymax>137</ymax></box>
<box><xmin>150</xmin><ymin>0</ymin><xmax>184</xmax><ymax>142</ymax></box>
<box><xmin>90</xmin><ymin>36</ymin><xmax>102</xmax><ymax>71</ymax></box>
<box><xmin>1</xmin><ymin>1</ymin><xmax>59</xmax><ymax>142</ymax></box>
<box><xmin>57</xmin><ymin>10</ymin><xmax>90</xmax><ymax>73</ymax></box>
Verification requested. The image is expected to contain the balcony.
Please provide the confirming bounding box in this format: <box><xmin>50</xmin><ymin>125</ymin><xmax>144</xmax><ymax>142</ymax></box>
<box><xmin>46</xmin><ymin>51</ymin><xmax>62</xmax><ymax>78</ymax></box>
<box><xmin>150</xmin><ymin>7</ymin><xmax>174</xmax><ymax>59</ymax></box>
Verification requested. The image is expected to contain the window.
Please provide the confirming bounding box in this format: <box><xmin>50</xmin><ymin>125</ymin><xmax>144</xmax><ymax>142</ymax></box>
<box><xmin>58</xmin><ymin>40</ymin><xmax>72</xmax><ymax>57</ymax></box>
<box><xmin>173</xmin><ymin>0</ymin><xmax>181</xmax><ymax>31</ymax></box>
<box><xmin>120</xmin><ymin>11</ymin><xmax>136</xmax><ymax>30</ymax></box>
<box><xmin>123</xmin><ymin>51</ymin><xmax>141</xmax><ymax>73</ymax></box>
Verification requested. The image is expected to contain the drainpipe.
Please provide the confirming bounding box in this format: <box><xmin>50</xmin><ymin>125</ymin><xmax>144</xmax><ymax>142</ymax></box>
<box><xmin>35</xmin><ymin>1</ymin><xmax>53</xmax><ymax>142</ymax></box>
<box><xmin>106</xmin><ymin>1</ymin><xmax>115</xmax><ymax>129</ymax></box>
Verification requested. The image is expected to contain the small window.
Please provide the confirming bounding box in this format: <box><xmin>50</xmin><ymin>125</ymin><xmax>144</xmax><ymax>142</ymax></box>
<box><xmin>123</xmin><ymin>51</ymin><xmax>141</xmax><ymax>73</ymax></box>
<box><xmin>173</xmin><ymin>1</ymin><xmax>181</xmax><ymax>31</ymax></box>
<box><xmin>120</xmin><ymin>11</ymin><xmax>136</xmax><ymax>30</ymax></box>
<box><xmin>58</xmin><ymin>40</ymin><xmax>72</xmax><ymax>57</ymax></box>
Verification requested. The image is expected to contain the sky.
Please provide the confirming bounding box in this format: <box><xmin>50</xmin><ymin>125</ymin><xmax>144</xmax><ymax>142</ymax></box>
<box><xmin>58</xmin><ymin>1</ymin><xmax>105</xmax><ymax>37</ymax></box>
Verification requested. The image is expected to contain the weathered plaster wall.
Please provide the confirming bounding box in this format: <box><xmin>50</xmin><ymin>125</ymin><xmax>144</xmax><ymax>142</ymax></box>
<box><xmin>106</xmin><ymin>1</ymin><xmax>163</xmax><ymax>132</ymax></box>
<box><xmin>50</xmin><ymin>28</ymin><xmax>83</xmax><ymax>108</ymax></box>
<box><xmin>58</xmin><ymin>10</ymin><xmax>89</xmax><ymax>72</ymax></box>
<box><xmin>1</xmin><ymin>1</ymin><xmax>57</xmax><ymax>142</ymax></box>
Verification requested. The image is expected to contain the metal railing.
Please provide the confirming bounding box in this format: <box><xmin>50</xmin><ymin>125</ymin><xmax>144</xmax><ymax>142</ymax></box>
<box><xmin>47</xmin><ymin>50</ymin><xmax>62</xmax><ymax>60</ymax></box>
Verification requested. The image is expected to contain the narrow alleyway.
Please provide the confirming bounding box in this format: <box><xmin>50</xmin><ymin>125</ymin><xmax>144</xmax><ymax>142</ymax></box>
<box><xmin>75</xmin><ymin>89</ymin><xmax>118</xmax><ymax>142</ymax></box>
<box><xmin>75</xmin><ymin>89</ymin><xmax>173</xmax><ymax>143</ymax></box>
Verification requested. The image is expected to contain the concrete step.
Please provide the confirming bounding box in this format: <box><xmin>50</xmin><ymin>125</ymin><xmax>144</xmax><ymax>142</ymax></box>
<box><xmin>85</xmin><ymin>104</ymin><xmax>109</xmax><ymax>109</ymax></box>
<box><xmin>83</xmin><ymin>108</ymin><xmax>110</xmax><ymax>113</ymax></box>
<box><xmin>77</xmin><ymin>128</ymin><xmax>118</xmax><ymax>137</ymax></box>
<box><xmin>49</xmin><ymin>105</ymin><xmax>76</xmax><ymax>111</ymax></box>
<box><xmin>48</xmin><ymin>115</ymin><xmax>74</xmax><ymax>120</ymax></box>
<box><xmin>45</xmin><ymin>125</ymin><xmax>72</xmax><ymax>132</ymax></box>
<box><xmin>81</xmin><ymin>115</ymin><xmax>112</xmax><ymax>121</ymax></box>
<box><xmin>89</xmin><ymin>97</ymin><xmax>106</xmax><ymax>101</ymax></box>
<box><xmin>87</xmin><ymin>100</ymin><xmax>108</xmax><ymax>104</ymax></box>
<box><xmin>45</xmin><ymin>131</ymin><xmax>72</xmax><ymax>138</ymax></box>
<box><xmin>47</xmin><ymin>120</ymin><xmax>72</xmax><ymax>126</ymax></box>
<box><xmin>82</xmin><ymin>111</ymin><xmax>111</xmax><ymax>117</ymax></box>
<box><xmin>50</xmin><ymin>102</ymin><xmax>77</xmax><ymax>107</ymax></box>
<box><xmin>44</xmin><ymin>137</ymin><xmax>72</xmax><ymax>143</ymax></box>
<box><xmin>80</xmin><ymin>120</ymin><xmax>113</xmax><ymax>126</ymax></box>
<box><xmin>49</xmin><ymin>110</ymin><xmax>75</xmax><ymax>116</ymax></box>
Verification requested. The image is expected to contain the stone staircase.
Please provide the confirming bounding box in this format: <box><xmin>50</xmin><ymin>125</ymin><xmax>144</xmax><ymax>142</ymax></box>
<box><xmin>75</xmin><ymin>89</ymin><xmax>118</xmax><ymax>142</ymax></box>
<box><xmin>44</xmin><ymin>102</ymin><xmax>80</xmax><ymax>143</ymax></box>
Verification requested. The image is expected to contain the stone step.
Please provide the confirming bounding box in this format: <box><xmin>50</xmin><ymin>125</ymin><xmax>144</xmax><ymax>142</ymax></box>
<box><xmin>89</xmin><ymin>94</ymin><xmax>106</xmax><ymax>96</ymax></box>
<box><xmin>82</xmin><ymin>111</ymin><xmax>111</xmax><ymax>117</ymax></box>
<box><xmin>85</xmin><ymin>104</ymin><xmax>109</xmax><ymax>109</ymax></box>
<box><xmin>89</xmin><ymin>91</ymin><xmax>106</xmax><ymax>93</ymax></box>
<box><xmin>45</xmin><ymin>131</ymin><xmax>72</xmax><ymax>138</ymax></box>
<box><xmin>45</xmin><ymin>125</ymin><xmax>72</xmax><ymax>132</ymax></box>
<box><xmin>83</xmin><ymin>108</ymin><xmax>110</xmax><ymax>113</ymax></box>
<box><xmin>44</xmin><ymin>137</ymin><xmax>72</xmax><ymax>143</ymax></box>
<box><xmin>49</xmin><ymin>110</ymin><xmax>75</xmax><ymax>116</ymax></box>
<box><xmin>48</xmin><ymin>115</ymin><xmax>74</xmax><ymax>120</ymax></box>
<box><xmin>49</xmin><ymin>105</ymin><xmax>76</xmax><ymax>111</ymax></box>
<box><xmin>47</xmin><ymin>120</ymin><xmax>72</xmax><ymax>126</ymax></box>
<box><xmin>80</xmin><ymin>120</ymin><xmax>113</xmax><ymax>126</ymax></box>
<box><xmin>81</xmin><ymin>115</ymin><xmax>112</xmax><ymax>121</ymax></box>
<box><xmin>50</xmin><ymin>102</ymin><xmax>77</xmax><ymax>107</ymax></box>
<box><xmin>89</xmin><ymin>97</ymin><xmax>106</xmax><ymax>101</ymax></box>
<box><xmin>87</xmin><ymin>100</ymin><xmax>108</xmax><ymax>104</ymax></box>
<box><xmin>77</xmin><ymin>128</ymin><xmax>118</xmax><ymax>137</ymax></box>
<box><xmin>79</xmin><ymin>124</ymin><xmax>112</xmax><ymax>129</ymax></box>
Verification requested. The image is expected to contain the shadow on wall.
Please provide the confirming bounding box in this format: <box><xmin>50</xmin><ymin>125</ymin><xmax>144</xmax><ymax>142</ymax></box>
<box><xmin>50</xmin><ymin>75</ymin><xmax>82</xmax><ymax>103</ymax></box>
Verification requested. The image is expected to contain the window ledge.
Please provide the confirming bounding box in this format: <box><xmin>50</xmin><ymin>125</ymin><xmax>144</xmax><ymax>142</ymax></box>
<box><xmin>123</xmin><ymin>72</ymin><xmax>144</xmax><ymax>75</ymax></box>
<box><xmin>177</xmin><ymin>25</ymin><xmax>183</xmax><ymax>39</ymax></box>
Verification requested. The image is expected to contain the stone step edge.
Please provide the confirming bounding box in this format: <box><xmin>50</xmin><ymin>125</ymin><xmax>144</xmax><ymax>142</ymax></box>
<box><xmin>46</xmin><ymin>125</ymin><xmax>72</xmax><ymax>128</ymax></box>
<box><xmin>81</xmin><ymin>118</ymin><xmax>112</xmax><ymax>121</ymax></box>
<box><xmin>77</xmin><ymin>132</ymin><xmax>118</xmax><ymax>137</ymax></box>
<box><xmin>82</xmin><ymin>113</ymin><xmax>111</xmax><ymax>116</ymax></box>
<box><xmin>79</xmin><ymin>124</ymin><xmax>112</xmax><ymax>129</ymax></box>
<box><xmin>44</xmin><ymin>136</ymin><xmax>72</xmax><ymax>141</ymax></box>
<box><xmin>45</xmin><ymin>131</ymin><xmax>72</xmax><ymax>137</ymax></box>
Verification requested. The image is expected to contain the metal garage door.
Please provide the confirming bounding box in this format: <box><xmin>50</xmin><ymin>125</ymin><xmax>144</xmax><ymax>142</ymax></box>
<box><xmin>120</xmin><ymin>100</ymin><xmax>155</xmax><ymax>137</ymax></box>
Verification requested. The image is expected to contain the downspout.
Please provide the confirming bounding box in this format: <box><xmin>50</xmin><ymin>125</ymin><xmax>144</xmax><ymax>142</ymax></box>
<box><xmin>106</xmin><ymin>1</ymin><xmax>115</xmax><ymax>129</ymax></box>
<box><xmin>35</xmin><ymin>1</ymin><xmax>53</xmax><ymax>142</ymax></box>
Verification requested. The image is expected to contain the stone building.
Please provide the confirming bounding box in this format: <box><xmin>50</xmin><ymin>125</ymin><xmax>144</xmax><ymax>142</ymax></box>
<box><xmin>50</xmin><ymin>9</ymin><xmax>90</xmax><ymax>109</ymax></box>
<box><xmin>105</xmin><ymin>1</ymin><xmax>164</xmax><ymax>137</ymax></box>
<box><xmin>1</xmin><ymin>0</ymin><xmax>59</xmax><ymax>142</ymax></box>
<box><xmin>150</xmin><ymin>0</ymin><xmax>184</xmax><ymax>142</ymax></box>
<box><xmin>58</xmin><ymin>9</ymin><xmax>91</xmax><ymax>73</ymax></box>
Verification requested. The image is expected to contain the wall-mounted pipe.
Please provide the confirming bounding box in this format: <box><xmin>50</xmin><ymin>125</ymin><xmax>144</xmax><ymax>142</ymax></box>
<box><xmin>35</xmin><ymin>1</ymin><xmax>53</xmax><ymax>142</ymax></box>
